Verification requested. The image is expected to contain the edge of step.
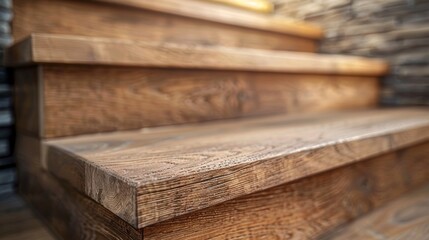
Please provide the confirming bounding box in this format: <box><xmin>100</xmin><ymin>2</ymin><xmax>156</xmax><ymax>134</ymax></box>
<box><xmin>96</xmin><ymin>0</ymin><xmax>322</xmax><ymax>39</ymax></box>
<box><xmin>42</xmin><ymin>107</ymin><xmax>429</xmax><ymax>228</ymax></box>
<box><xmin>5</xmin><ymin>33</ymin><xmax>389</xmax><ymax>76</ymax></box>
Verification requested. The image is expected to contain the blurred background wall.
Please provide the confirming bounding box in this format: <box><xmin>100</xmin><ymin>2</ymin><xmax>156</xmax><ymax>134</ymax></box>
<box><xmin>272</xmin><ymin>0</ymin><xmax>429</xmax><ymax>105</ymax></box>
<box><xmin>0</xmin><ymin>0</ymin><xmax>13</xmax><ymax>197</ymax></box>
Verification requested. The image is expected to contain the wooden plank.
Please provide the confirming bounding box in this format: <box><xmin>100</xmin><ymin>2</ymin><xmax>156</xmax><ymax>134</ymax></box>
<box><xmin>42</xmin><ymin>108</ymin><xmax>429</xmax><ymax>228</ymax></box>
<box><xmin>0</xmin><ymin>193</ymin><xmax>55</xmax><ymax>240</ymax></box>
<box><xmin>323</xmin><ymin>184</ymin><xmax>429</xmax><ymax>240</ymax></box>
<box><xmin>5</xmin><ymin>34</ymin><xmax>388</xmax><ymax>76</ymax></box>
<box><xmin>201</xmin><ymin>0</ymin><xmax>274</xmax><ymax>13</ymax></box>
<box><xmin>15</xmin><ymin>141</ymin><xmax>429</xmax><ymax>239</ymax></box>
<box><xmin>12</xmin><ymin>0</ymin><xmax>319</xmax><ymax>52</ymax></box>
<box><xmin>20</xmin><ymin>65</ymin><xmax>379</xmax><ymax>138</ymax></box>
<box><xmin>95</xmin><ymin>0</ymin><xmax>322</xmax><ymax>38</ymax></box>
<box><xmin>144</xmin><ymin>141</ymin><xmax>429</xmax><ymax>239</ymax></box>
<box><xmin>18</xmin><ymin>165</ymin><xmax>143</xmax><ymax>240</ymax></box>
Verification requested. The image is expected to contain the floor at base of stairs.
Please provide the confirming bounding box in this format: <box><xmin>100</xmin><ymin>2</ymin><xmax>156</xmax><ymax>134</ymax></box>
<box><xmin>0</xmin><ymin>191</ymin><xmax>55</xmax><ymax>240</ymax></box>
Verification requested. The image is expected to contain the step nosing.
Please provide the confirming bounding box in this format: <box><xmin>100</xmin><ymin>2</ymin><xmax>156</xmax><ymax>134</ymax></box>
<box><xmin>6</xmin><ymin>34</ymin><xmax>388</xmax><ymax>76</ymax></box>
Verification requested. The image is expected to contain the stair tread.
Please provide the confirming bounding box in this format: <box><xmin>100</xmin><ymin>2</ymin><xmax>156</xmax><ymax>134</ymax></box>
<box><xmin>44</xmin><ymin>108</ymin><xmax>429</xmax><ymax>228</ymax></box>
<box><xmin>324</xmin><ymin>184</ymin><xmax>429</xmax><ymax>240</ymax></box>
<box><xmin>6</xmin><ymin>33</ymin><xmax>388</xmax><ymax>76</ymax></box>
<box><xmin>96</xmin><ymin>0</ymin><xmax>320</xmax><ymax>38</ymax></box>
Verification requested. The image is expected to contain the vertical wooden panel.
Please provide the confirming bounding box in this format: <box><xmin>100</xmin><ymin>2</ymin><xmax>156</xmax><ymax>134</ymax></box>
<box><xmin>14</xmin><ymin>67</ymin><xmax>42</xmax><ymax>137</ymax></box>
<box><xmin>39</xmin><ymin>65</ymin><xmax>379</xmax><ymax>137</ymax></box>
<box><xmin>322</xmin><ymin>185</ymin><xmax>429</xmax><ymax>240</ymax></box>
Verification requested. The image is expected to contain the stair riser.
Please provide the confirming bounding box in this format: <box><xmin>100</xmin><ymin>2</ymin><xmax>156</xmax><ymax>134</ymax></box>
<box><xmin>18</xmin><ymin>141</ymin><xmax>429</xmax><ymax>239</ymax></box>
<box><xmin>15</xmin><ymin>66</ymin><xmax>380</xmax><ymax>138</ymax></box>
<box><xmin>144</xmin><ymin>141</ymin><xmax>429</xmax><ymax>239</ymax></box>
<box><xmin>13</xmin><ymin>0</ymin><xmax>317</xmax><ymax>52</ymax></box>
<box><xmin>323</xmin><ymin>186</ymin><xmax>429</xmax><ymax>240</ymax></box>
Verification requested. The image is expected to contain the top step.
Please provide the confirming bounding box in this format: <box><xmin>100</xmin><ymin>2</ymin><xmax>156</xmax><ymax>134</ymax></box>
<box><xmin>13</xmin><ymin>0</ymin><xmax>322</xmax><ymax>52</ymax></box>
<box><xmin>201</xmin><ymin>0</ymin><xmax>274</xmax><ymax>13</ymax></box>
<box><xmin>43</xmin><ymin>108</ymin><xmax>429</xmax><ymax>228</ymax></box>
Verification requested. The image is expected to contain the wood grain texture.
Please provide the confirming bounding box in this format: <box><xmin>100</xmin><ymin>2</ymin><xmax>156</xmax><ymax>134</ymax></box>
<box><xmin>18</xmin><ymin>165</ymin><xmax>143</xmax><ymax>240</ymax></box>
<box><xmin>144</xmin><ymin>141</ymin><xmax>429</xmax><ymax>239</ymax></box>
<box><xmin>323</xmin><ymin>184</ymin><xmax>429</xmax><ymax>240</ymax></box>
<box><xmin>12</xmin><ymin>0</ymin><xmax>318</xmax><ymax>52</ymax></box>
<box><xmin>5</xmin><ymin>34</ymin><xmax>388</xmax><ymax>76</ymax></box>
<box><xmin>43</xmin><ymin>108</ymin><xmax>429</xmax><ymax>228</ymax></box>
<box><xmin>35</xmin><ymin>65</ymin><xmax>379</xmax><ymax>138</ymax></box>
<box><xmin>0</xmin><ymin>193</ymin><xmax>55</xmax><ymax>240</ymax></box>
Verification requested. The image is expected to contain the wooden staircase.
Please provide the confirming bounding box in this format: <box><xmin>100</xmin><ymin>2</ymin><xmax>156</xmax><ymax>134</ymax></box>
<box><xmin>6</xmin><ymin>0</ymin><xmax>429</xmax><ymax>239</ymax></box>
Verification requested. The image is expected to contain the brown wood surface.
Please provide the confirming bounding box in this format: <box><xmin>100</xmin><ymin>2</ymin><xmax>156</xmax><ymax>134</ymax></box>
<box><xmin>18</xmin><ymin>166</ymin><xmax>143</xmax><ymax>240</ymax></box>
<box><xmin>13</xmin><ymin>141</ymin><xmax>429</xmax><ymax>239</ymax></box>
<box><xmin>144</xmin><ymin>141</ymin><xmax>429</xmax><ymax>239</ymax></box>
<box><xmin>0</xmin><ymin>193</ymin><xmax>55</xmax><ymax>240</ymax></box>
<box><xmin>13</xmin><ymin>67</ymin><xmax>42</xmax><ymax>137</ymax></box>
<box><xmin>12</xmin><ymin>0</ymin><xmax>319</xmax><ymax>52</ymax></box>
<box><xmin>323</xmin><ymin>184</ymin><xmax>429</xmax><ymax>240</ymax></box>
<box><xmin>95</xmin><ymin>0</ymin><xmax>321</xmax><ymax>38</ymax></box>
<box><xmin>42</xmin><ymin>108</ymin><xmax>429</xmax><ymax>228</ymax></box>
<box><xmin>202</xmin><ymin>0</ymin><xmax>274</xmax><ymax>13</ymax></box>
<box><xmin>18</xmin><ymin>65</ymin><xmax>380</xmax><ymax>138</ymax></box>
<box><xmin>6</xmin><ymin>34</ymin><xmax>388</xmax><ymax>76</ymax></box>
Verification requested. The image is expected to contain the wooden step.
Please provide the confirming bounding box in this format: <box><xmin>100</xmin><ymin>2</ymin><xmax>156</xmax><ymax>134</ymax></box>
<box><xmin>16</xmin><ymin>140</ymin><xmax>429</xmax><ymax>239</ymax></box>
<box><xmin>8</xmin><ymin>34</ymin><xmax>387</xmax><ymax>138</ymax></box>
<box><xmin>36</xmin><ymin>108</ymin><xmax>429</xmax><ymax>228</ymax></box>
<box><xmin>323</xmin><ymin>184</ymin><xmax>429</xmax><ymax>240</ymax></box>
<box><xmin>201</xmin><ymin>0</ymin><xmax>274</xmax><ymax>13</ymax></box>
<box><xmin>7</xmin><ymin>34</ymin><xmax>387</xmax><ymax>75</ymax></box>
<box><xmin>12</xmin><ymin>0</ymin><xmax>322</xmax><ymax>52</ymax></box>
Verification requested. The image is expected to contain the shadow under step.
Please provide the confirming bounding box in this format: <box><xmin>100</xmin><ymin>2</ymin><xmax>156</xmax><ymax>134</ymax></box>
<box><xmin>7</xmin><ymin>33</ymin><xmax>388</xmax><ymax>138</ymax></box>
<box><xmin>33</xmin><ymin>107</ymin><xmax>429</xmax><ymax>228</ymax></box>
<box><xmin>12</xmin><ymin>0</ymin><xmax>322</xmax><ymax>52</ymax></box>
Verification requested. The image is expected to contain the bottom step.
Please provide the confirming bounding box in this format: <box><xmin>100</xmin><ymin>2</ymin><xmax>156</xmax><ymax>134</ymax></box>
<box><xmin>17</xmin><ymin>141</ymin><xmax>429</xmax><ymax>240</ymax></box>
<box><xmin>5</xmin><ymin>179</ymin><xmax>429</xmax><ymax>240</ymax></box>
